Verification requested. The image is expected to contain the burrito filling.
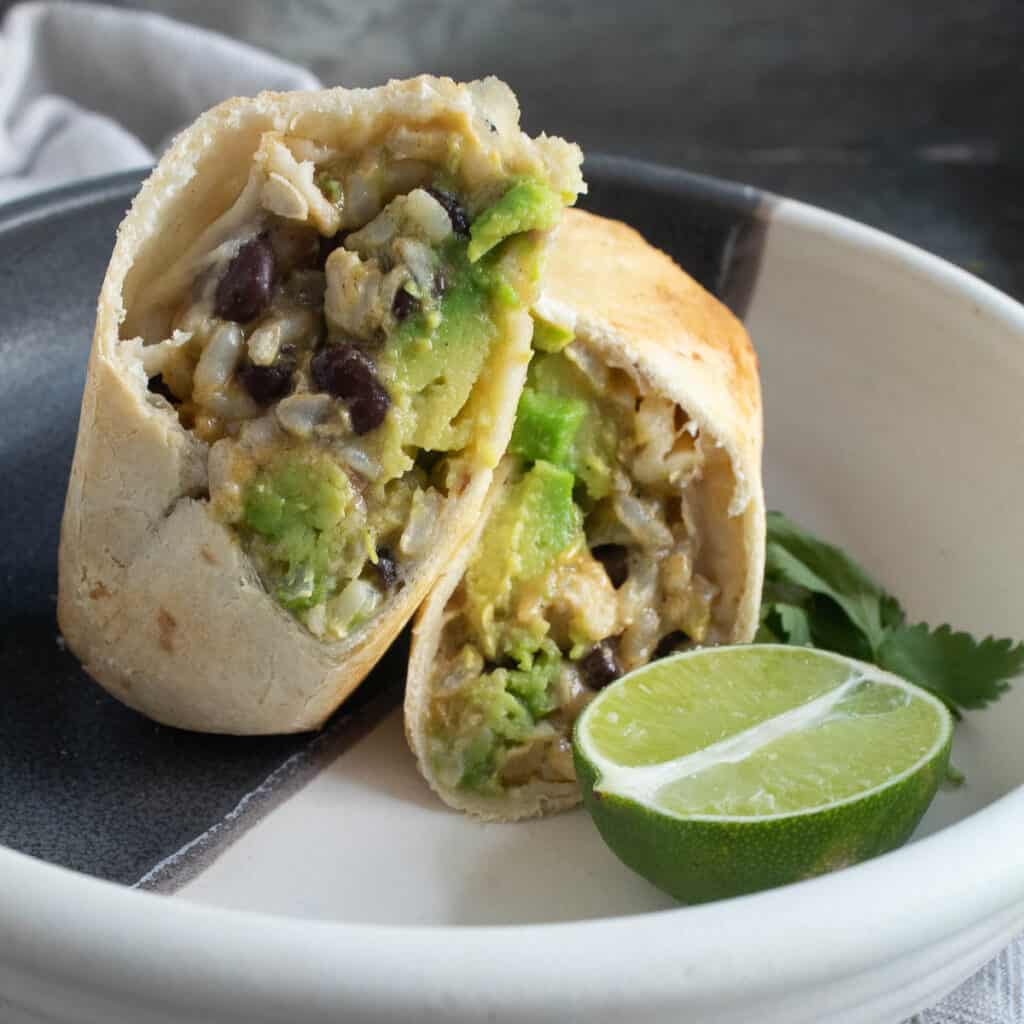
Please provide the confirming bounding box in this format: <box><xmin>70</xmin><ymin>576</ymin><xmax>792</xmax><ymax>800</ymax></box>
<box><xmin>139</xmin><ymin>131</ymin><xmax>570</xmax><ymax>639</ymax></box>
<box><xmin>428</xmin><ymin>344</ymin><xmax>722</xmax><ymax>794</ymax></box>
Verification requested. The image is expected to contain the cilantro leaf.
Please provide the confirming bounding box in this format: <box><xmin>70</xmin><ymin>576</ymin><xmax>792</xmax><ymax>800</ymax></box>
<box><xmin>765</xmin><ymin>512</ymin><xmax>899</xmax><ymax>654</ymax></box>
<box><xmin>761</xmin><ymin>511</ymin><xmax>1023</xmax><ymax>717</ymax></box>
<box><xmin>804</xmin><ymin>594</ymin><xmax>874</xmax><ymax>662</ymax></box>
<box><xmin>762</xmin><ymin>577</ymin><xmax>812</xmax><ymax>608</ymax></box>
<box><xmin>757</xmin><ymin>600</ymin><xmax>812</xmax><ymax>645</ymax></box>
<box><xmin>878</xmin><ymin>624</ymin><xmax>1024</xmax><ymax>714</ymax></box>
<box><xmin>776</xmin><ymin>603</ymin><xmax>812</xmax><ymax>646</ymax></box>
<box><xmin>755</xmin><ymin>602</ymin><xmax>780</xmax><ymax>643</ymax></box>
<box><xmin>880</xmin><ymin>594</ymin><xmax>906</xmax><ymax>630</ymax></box>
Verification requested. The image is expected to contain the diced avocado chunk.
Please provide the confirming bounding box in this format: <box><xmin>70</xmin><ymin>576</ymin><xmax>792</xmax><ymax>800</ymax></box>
<box><xmin>360</xmin><ymin>178</ymin><xmax>563</xmax><ymax>468</ymax></box>
<box><xmin>388</xmin><ymin>248</ymin><xmax>497</xmax><ymax>450</ymax></box>
<box><xmin>381</xmin><ymin>234</ymin><xmax>534</xmax><ymax>456</ymax></box>
<box><xmin>493</xmin><ymin>232</ymin><xmax>544</xmax><ymax>309</ymax></box>
<box><xmin>510</xmin><ymin>388</ymin><xmax>586</xmax><ymax>469</ymax></box>
<box><xmin>435</xmin><ymin>644</ymin><xmax>562</xmax><ymax>793</ymax></box>
<box><xmin>531</xmin><ymin>312</ymin><xmax>574</xmax><ymax>353</ymax></box>
<box><xmin>456</xmin><ymin>729</ymin><xmax>503</xmax><ymax>792</ymax></box>
<box><xmin>430</xmin><ymin>655</ymin><xmax>532</xmax><ymax>793</ymax></box>
<box><xmin>244</xmin><ymin>453</ymin><xmax>351</xmax><ymax>538</ymax></box>
<box><xmin>244</xmin><ymin>482</ymin><xmax>286</xmax><ymax>535</ymax></box>
<box><xmin>242</xmin><ymin>452</ymin><xmax>357</xmax><ymax>611</ymax></box>
<box><xmin>503</xmin><ymin>644</ymin><xmax>561</xmax><ymax>719</ymax></box>
<box><xmin>471</xmin><ymin>460</ymin><xmax>580</xmax><ymax>597</ymax></box>
<box><xmin>517</xmin><ymin>461</ymin><xmax>581</xmax><ymax>580</ymax></box>
<box><xmin>468</xmin><ymin>178</ymin><xmax>563</xmax><ymax>262</ymax></box>
<box><xmin>464</xmin><ymin>461</ymin><xmax>582</xmax><ymax>656</ymax></box>
<box><xmin>527</xmin><ymin>353</ymin><xmax>618</xmax><ymax>501</ymax></box>
<box><xmin>314</xmin><ymin>170</ymin><xmax>342</xmax><ymax>206</ymax></box>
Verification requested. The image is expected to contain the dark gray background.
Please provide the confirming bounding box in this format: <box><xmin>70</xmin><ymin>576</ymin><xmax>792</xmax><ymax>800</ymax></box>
<box><xmin>19</xmin><ymin>0</ymin><xmax>1021</xmax><ymax>299</ymax></box>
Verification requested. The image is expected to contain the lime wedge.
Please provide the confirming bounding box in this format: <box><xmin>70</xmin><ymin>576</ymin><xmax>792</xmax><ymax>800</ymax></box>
<box><xmin>573</xmin><ymin>645</ymin><xmax>953</xmax><ymax>904</ymax></box>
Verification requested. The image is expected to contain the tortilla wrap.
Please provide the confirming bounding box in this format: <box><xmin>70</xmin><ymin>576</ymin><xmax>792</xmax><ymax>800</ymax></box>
<box><xmin>57</xmin><ymin>76</ymin><xmax>583</xmax><ymax>734</ymax></box>
<box><xmin>405</xmin><ymin>208</ymin><xmax>765</xmax><ymax>820</ymax></box>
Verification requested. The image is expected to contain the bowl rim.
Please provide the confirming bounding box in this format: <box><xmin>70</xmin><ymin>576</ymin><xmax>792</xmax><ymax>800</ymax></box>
<box><xmin>4</xmin><ymin>159</ymin><xmax>1024</xmax><ymax>1019</ymax></box>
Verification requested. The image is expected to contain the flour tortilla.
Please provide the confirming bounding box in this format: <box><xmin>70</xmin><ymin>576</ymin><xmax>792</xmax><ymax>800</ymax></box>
<box><xmin>405</xmin><ymin>208</ymin><xmax>766</xmax><ymax>820</ymax></box>
<box><xmin>57</xmin><ymin>76</ymin><xmax>583</xmax><ymax>734</ymax></box>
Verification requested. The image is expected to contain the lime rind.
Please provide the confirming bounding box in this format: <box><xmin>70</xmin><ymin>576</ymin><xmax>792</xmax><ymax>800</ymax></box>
<box><xmin>573</xmin><ymin>645</ymin><xmax>954</xmax><ymax>903</ymax></box>
<box><xmin>573</xmin><ymin>740</ymin><xmax>950</xmax><ymax>904</ymax></box>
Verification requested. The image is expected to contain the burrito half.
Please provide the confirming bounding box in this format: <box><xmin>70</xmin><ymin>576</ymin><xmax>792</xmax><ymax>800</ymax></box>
<box><xmin>405</xmin><ymin>209</ymin><xmax>765</xmax><ymax>819</ymax></box>
<box><xmin>57</xmin><ymin>77</ymin><xmax>583</xmax><ymax>734</ymax></box>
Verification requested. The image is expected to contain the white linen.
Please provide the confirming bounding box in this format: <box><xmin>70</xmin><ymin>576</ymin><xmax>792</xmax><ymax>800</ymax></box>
<box><xmin>0</xmin><ymin>0</ymin><xmax>318</xmax><ymax>202</ymax></box>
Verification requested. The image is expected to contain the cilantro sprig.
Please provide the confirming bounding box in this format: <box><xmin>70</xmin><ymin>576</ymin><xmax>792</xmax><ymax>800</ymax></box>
<box><xmin>758</xmin><ymin>512</ymin><xmax>1024</xmax><ymax>719</ymax></box>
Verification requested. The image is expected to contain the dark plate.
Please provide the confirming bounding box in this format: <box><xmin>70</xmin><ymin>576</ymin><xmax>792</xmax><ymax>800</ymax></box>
<box><xmin>0</xmin><ymin>158</ymin><xmax>767</xmax><ymax>887</ymax></box>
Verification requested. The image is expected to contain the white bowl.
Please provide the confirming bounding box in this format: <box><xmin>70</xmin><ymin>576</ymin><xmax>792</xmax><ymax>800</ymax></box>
<box><xmin>2</xmin><ymin>164</ymin><xmax>1023</xmax><ymax>1023</ymax></box>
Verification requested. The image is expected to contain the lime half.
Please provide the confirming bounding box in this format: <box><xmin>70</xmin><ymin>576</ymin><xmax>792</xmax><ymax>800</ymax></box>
<box><xmin>573</xmin><ymin>645</ymin><xmax>953</xmax><ymax>904</ymax></box>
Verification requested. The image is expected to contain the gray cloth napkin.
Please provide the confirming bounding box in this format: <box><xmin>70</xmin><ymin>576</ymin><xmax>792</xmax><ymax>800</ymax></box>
<box><xmin>0</xmin><ymin>3</ymin><xmax>1019</xmax><ymax>1022</ymax></box>
<box><xmin>0</xmin><ymin>0</ymin><xmax>317</xmax><ymax>201</ymax></box>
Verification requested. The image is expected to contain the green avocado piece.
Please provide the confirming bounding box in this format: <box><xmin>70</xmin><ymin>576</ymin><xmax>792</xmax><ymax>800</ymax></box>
<box><xmin>456</xmin><ymin>729</ymin><xmax>502</xmax><ymax>792</ymax></box>
<box><xmin>374</xmin><ymin>178</ymin><xmax>561</xmax><ymax>464</ymax></box>
<box><xmin>432</xmin><ymin>459</ymin><xmax>580</xmax><ymax>793</ymax></box>
<box><xmin>243</xmin><ymin>453</ymin><xmax>351</xmax><ymax>540</ymax></box>
<box><xmin>509</xmin><ymin>387</ymin><xmax>586</xmax><ymax>468</ymax></box>
<box><xmin>448</xmin><ymin>684</ymin><xmax>533</xmax><ymax>792</ymax></box>
<box><xmin>530</xmin><ymin>311</ymin><xmax>574</xmax><ymax>353</ymax></box>
<box><xmin>387</xmin><ymin>241</ymin><xmax>497</xmax><ymax>448</ymax></box>
<box><xmin>503</xmin><ymin>645</ymin><xmax>561</xmax><ymax>719</ymax></box>
<box><xmin>439</xmin><ymin>644</ymin><xmax>562</xmax><ymax>793</ymax></box>
<box><xmin>524</xmin><ymin>471</ymin><xmax>581</xmax><ymax>587</ymax></box>
<box><xmin>381</xmin><ymin>234</ymin><xmax>534</xmax><ymax>456</ymax></box>
<box><xmin>314</xmin><ymin>170</ymin><xmax>342</xmax><ymax>207</ymax></box>
<box><xmin>244</xmin><ymin>481</ymin><xmax>286</xmax><ymax>535</ymax></box>
<box><xmin>494</xmin><ymin>460</ymin><xmax>581</xmax><ymax>587</ymax></box>
<box><xmin>467</xmin><ymin>178</ymin><xmax>564</xmax><ymax>263</ymax></box>
<box><xmin>242</xmin><ymin>452</ymin><xmax>356</xmax><ymax>611</ymax></box>
<box><xmin>464</xmin><ymin>460</ymin><xmax>582</xmax><ymax>655</ymax></box>
<box><xmin>528</xmin><ymin>353</ymin><xmax>619</xmax><ymax>501</ymax></box>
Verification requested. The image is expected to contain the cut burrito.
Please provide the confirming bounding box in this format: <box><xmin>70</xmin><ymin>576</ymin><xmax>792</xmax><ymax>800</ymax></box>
<box><xmin>405</xmin><ymin>209</ymin><xmax>765</xmax><ymax>819</ymax></box>
<box><xmin>57</xmin><ymin>76</ymin><xmax>583</xmax><ymax>734</ymax></box>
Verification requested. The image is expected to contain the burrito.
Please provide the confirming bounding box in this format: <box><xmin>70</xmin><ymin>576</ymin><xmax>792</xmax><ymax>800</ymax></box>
<box><xmin>405</xmin><ymin>209</ymin><xmax>765</xmax><ymax>819</ymax></box>
<box><xmin>57</xmin><ymin>77</ymin><xmax>583</xmax><ymax>734</ymax></box>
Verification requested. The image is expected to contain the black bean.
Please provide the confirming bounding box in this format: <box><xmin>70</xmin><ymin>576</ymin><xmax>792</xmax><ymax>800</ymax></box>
<box><xmin>147</xmin><ymin>374</ymin><xmax>179</xmax><ymax>405</ymax></box>
<box><xmin>374</xmin><ymin>548</ymin><xmax>400</xmax><ymax>590</ymax></box>
<box><xmin>348</xmin><ymin>392</ymin><xmax>390</xmax><ymax>434</ymax></box>
<box><xmin>577</xmin><ymin>640</ymin><xmax>622</xmax><ymax>690</ymax></box>
<box><xmin>654</xmin><ymin>631</ymin><xmax>689</xmax><ymax>659</ymax></box>
<box><xmin>426</xmin><ymin>187</ymin><xmax>470</xmax><ymax>237</ymax></box>
<box><xmin>214</xmin><ymin>236</ymin><xmax>276</xmax><ymax>323</ymax></box>
<box><xmin>237</xmin><ymin>362</ymin><xmax>294</xmax><ymax>406</ymax></box>
<box><xmin>310</xmin><ymin>344</ymin><xmax>372</xmax><ymax>398</ymax></box>
<box><xmin>391</xmin><ymin>287</ymin><xmax>420</xmax><ymax>321</ymax></box>
<box><xmin>592</xmin><ymin>544</ymin><xmax>629</xmax><ymax>589</ymax></box>
<box><xmin>310</xmin><ymin>344</ymin><xmax>391</xmax><ymax>434</ymax></box>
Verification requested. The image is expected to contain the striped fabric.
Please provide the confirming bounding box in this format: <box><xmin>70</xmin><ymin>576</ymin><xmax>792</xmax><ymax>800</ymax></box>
<box><xmin>914</xmin><ymin>938</ymin><xmax>1023</xmax><ymax>1023</ymax></box>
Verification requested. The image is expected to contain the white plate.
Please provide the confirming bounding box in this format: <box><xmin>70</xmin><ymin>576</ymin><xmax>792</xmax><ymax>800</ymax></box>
<box><xmin>2</xmin><ymin>162</ymin><xmax>1023</xmax><ymax>1023</ymax></box>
